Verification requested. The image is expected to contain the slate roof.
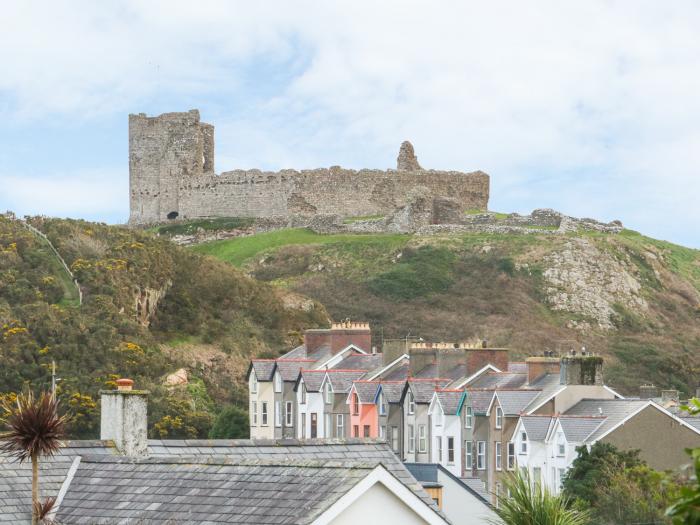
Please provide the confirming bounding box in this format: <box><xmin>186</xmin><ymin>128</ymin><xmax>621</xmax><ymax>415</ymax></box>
<box><xmin>564</xmin><ymin>399</ymin><xmax>650</xmax><ymax>442</ymax></box>
<box><xmin>334</xmin><ymin>353</ymin><xmax>383</xmax><ymax>371</ymax></box>
<box><xmin>56</xmin><ymin>457</ymin><xmax>381</xmax><ymax>525</ymax></box>
<box><xmin>413</xmin><ymin>363</ymin><xmax>439</xmax><ymax>378</ymax></box>
<box><xmin>299</xmin><ymin>370</ymin><xmax>327</xmax><ymax>392</ymax></box>
<box><xmin>435</xmin><ymin>390</ymin><xmax>465</xmax><ymax>415</ymax></box>
<box><xmin>683</xmin><ymin>417</ymin><xmax>700</xmax><ymax>431</ymax></box>
<box><xmin>405</xmin><ymin>464</ymin><xmax>491</xmax><ymax>506</ymax></box>
<box><xmin>494</xmin><ymin>390</ymin><xmax>541</xmax><ymax>415</ymax></box>
<box><xmin>522</xmin><ymin>373</ymin><xmax>566</xmax><ymax>413</ymax></box>
<box><xmin>353</xmin><ymin>381</ymin><xmax>380</xmax><ymax>403</ymax></box>
<box><xmin>380</xmin><ymin>381</ymin><xmax>407</xmax><ymax>404</ymax></box>
<box><xmin>408</xmin><ymin>380</ymin><xmax>450</xmax><ymax>404</ymax></box>
<box><xmin>508</xmin><ymin>362</ymin><xmax>528</xmax><ymax>374</ymax></box>
<box><xmin>381</xmin><ymin>361</ymin><xmax>410</xmax><ymax>381</ymax></box>
<box><xmin>325</xmin><ymin>370</ymin><xmax>367</xmax><ymax>393</ymax></box>
<box><xmin>461</xmin><ymin>477</ymin><xmax>489</xmax><ymax>501</ymax></box>
<box><xmin>251</xmin><ymin>359</ymin><xmax>276</xmax><ymax>381</ymax></box>
<box><xmin>280</xmin><ymin>344</ymin><xmax>307</xmax><ymax>360</ymax></box>
<box><xmin>306</xmin><ymin>344</ymin><xmax>333</xmax><ymax>363</ymax></box>
<box><xmin>467</xmin><ymin>390</ymin><xmax>497</xmax><ymax>415</ymax></box>
<box><xmin>277</xmin><ymin>359</ymin><xmax>315</xmax><ymax>382</ymax></box>
<box><xmin>0</xmin><ymin>441</ymin><xmax>116</xmax><ymax>523</ymax></box>
<box><xmin>558</xmin><ymin>417</ymin><xmax>606</xmax><ymax>443</ymax></box>
<box><xmin>519</xmin><ymin>416</ymin><xmax>553</xmax><ymax>441</ymax></box>
<box><xmin>469</xmin><ymin>372</ymin><xmax>528</xmax><ymax>390</ymax></box>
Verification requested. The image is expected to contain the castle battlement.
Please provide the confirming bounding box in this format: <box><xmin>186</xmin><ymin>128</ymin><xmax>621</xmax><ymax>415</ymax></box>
<box><xmin>128</xmin><ymin>109</ymin><xmax>490</xmax><ymax>225</ymax></box>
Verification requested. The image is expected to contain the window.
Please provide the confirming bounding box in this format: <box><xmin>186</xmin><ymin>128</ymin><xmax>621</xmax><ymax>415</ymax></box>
<box><xmin>251</xmin><ymin>401</ymin><xmax>257</xmax><ymax>425</ymax></box>
<box><xmin>261</xmin><ymin>402</ymin><xmax>268</xmax><ymax>426</ymax></box>
<box><xmin>380</xmin><ymin>425</ymin><xmax>386</xmax><ymax>439</ymax></box>
<box><xmin>477</xmin><ymin>441</ymin><xmax>486</xmax><ymax>470</ymax></box>
<box><xmin>495</xmin><ymin>441</ymin><xmax>502</xmax><ymax>471</ymax></box>
<box><xmin>336</xmin><ymin>414</ymin><xmax>344</xmax><ymax>437</ymax></box>
<box><xmin>447</xmin><ymin>437</ymin><xmax>455</xmax><ymax>464</ymax></box>
<box><xmin>507</xmin><ymin>442</ymin><xmax>515</xmax><ymax>470</ymax></box>
<box><xmin>250</xmin><ymin>374</ymin><xmax>258</xmax><ymax>394</ymax></box>
<box><xmin>353</xmin><ymin>425</ymin><xmax>359</xmax><ymax>437</ymax></box>
<box><xmin>557</xmin><ymin>433</ymin><xmax>566</xmax><ymax>456</ymax></box>
<box><xmin>285</xmin><ymin>401</ymin><xmax>293</xmax><ymax>427</ymax></box>
<box><xmin>418</xmin><ymin>425</ymin><xmax>427</xmax><ymax>453</ymax></box>
<box><xmin>275</xmin><ymin>401</ymin><xmax>281</xmax><ymax>427</ymax></box>
<box><xmin>465</xmin><ymin>406</ymin><xmax>473</xmax><ymax>428</ymax></box>
<box><xmin>352</xmin><ymin>393</ymin><xmax>360</xmax><ymax>415</ymax></box>
<box><xmin>533</xmin><ymin>467</ymin><xmax>542</xmax><ymax>485</ymax></box>
<box><xmin>520</xmin><ymin>431</ymin><xmax>528</xmax><ymax>453</ymax></box>
<box><xmin>378</xmin><ymin>392</ymin><xmax>386</xmax><ymax>415</ymax></box>
<box><xmin>325</xmin><ymin>382</ymin><xmax>333</xmax><ymax>404</ymax></box>
<box><xmin>495</xmin><ymin>406</ymin><xmax>503</xmax><ymax>429</ymax></box>
<box><xmin>274</xmin><ymin>373</ymin><xmax>282</xmax><ymax>393</ymax></box>
<box><xmin>301</xmin><ymin>413</ymin><xmax>306</xmax><ymax>438</ymax></box>
<box><xmin>465</xmin><ymin>441</ymin><xmax>473</xmax><ymax>469</ymax></box>
<box><xmin>325</xmin><ymin>414</ymin><xmax>332</xmax><ymax>437</ymax></box>
<box><xmin>392</xmin><ymin>426</ymin><xmax>399</xmax><ymax>452</ymax></box>
<box><xmin>310</xmin><ymin>413</ymin><xmax>317</xmax><ymax>438</ymax></box>
<box><xmin>408</xmin><ymin>391</ymin><xmax>415</xmax><ymax>414</ymax></box>
<box><xmin>408</xmin><ymin>424</ymin><xmax>415</xmax><ymax>453</ymax></box>
<box><xmin>436</xmin><ymin>410</ymin><xmax>443</xmax><ymax>427</ymax></box>
<box><xmin>558</xmin><ymin>468</ymin><xmax>566</xmax><ymax>489</ymax></box>
<box><xmin>363</xmin><ymin>425</ymin><xmax>370</xmax><ymax>437</ymax></box>
<box><xmin>300</xmin><ymin>383</ymin><xmax>307</xmax><ymax>404</ymax></box>
<box><xmin>495</xmin><ymin>483</ymin><xmax>501</xmax><ymax>509</ymax></box>
<box><xmin>436</xmin><ymin>437</ymin><xmax>442</xmax><ymax>463</ymax></box>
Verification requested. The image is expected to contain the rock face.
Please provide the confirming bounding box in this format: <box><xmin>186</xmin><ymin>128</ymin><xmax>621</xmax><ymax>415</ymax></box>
<box><xmin>385</xmin><ymin>187</ymin><xmax>433</xmax><ymax>233</ymax></box>
<box><xmin>134</xmin><ymin>282</ymin><xmax>172</xmax><ymax>327</ymax></box>
<box><xmin>432</xmin><ymin>196</ymin><xmax>463</xmax><ymax>224</ymax></box>
<box><xmin>543</xmin><ymin>238</ymin><xmax>647</xmax><ymax>329</ymax></box>
<box><xmin>164</xmin><ymin>368</ymin><xmax>189</xmax><ymax>386</ymax></box>
<box><xmin>396</xmin><ymin>141</ymin><xmax>422</xmax><ymax>171</ymax></box>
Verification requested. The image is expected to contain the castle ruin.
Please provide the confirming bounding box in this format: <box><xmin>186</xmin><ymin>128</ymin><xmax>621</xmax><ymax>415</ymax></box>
<box><xmin>128</xmin><ymin>109</ymin><xmax>490</xmax><ymax>225</ymax></box>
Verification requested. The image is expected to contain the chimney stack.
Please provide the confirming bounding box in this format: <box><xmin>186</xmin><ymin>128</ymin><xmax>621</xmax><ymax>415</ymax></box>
<box><xmin>560</xmin><ymin>354</ymin><xmax>603</xmax><ymax>386</ymax></box>
<box><xmin>100</xmin><ymin>378</ymin><xmax>149</xmax><ymax>456</ymax></box>
<box><xmin>639</xmin><ymin>384</ymin><xmax>659</xmax><ymax>400</ymax></box>
<box><xmin>526</xmin><ymin>355</ymin><xmax>561</xmax><ymax>384</ymax></box>
<box><xmin>660</xmin><ymin>389</ymin><xmax>679</xmax><ymax>407</ymax></box>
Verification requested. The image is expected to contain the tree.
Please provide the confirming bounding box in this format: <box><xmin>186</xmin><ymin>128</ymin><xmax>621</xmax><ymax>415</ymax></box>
<box><xmin>562</xmin><ymin>442</ymin><xmax>642</xmax><ymax>504</ymax></box>
<box><xmin>666</xmin><ymin>398</ymin><xmax>700</xmax><ymax>525</ymax></box>
<box><xmin>0</xmin><ymin>390</ymin><xmax>67</xmax><ymax>525</ymax></box>
<box><xmin>210</xmin><ymin>405</ymin><xmax>249</xmax><ymax>439</ymax></box>
<box><xmin>490</xmin><ymin>470</ymin><xmax>589</xmax><ymax>525</ymax></box>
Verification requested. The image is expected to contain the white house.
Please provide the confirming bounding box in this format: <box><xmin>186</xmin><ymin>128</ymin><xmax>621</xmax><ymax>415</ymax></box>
<box><xmin>296</xmin><ymin>370</ymin><xmax>328</xmax><ymax>439</ymax></box>
<box><xmin>428</xmin><ymin>389</ymin><xmax>466</xmax><ymax>477</ymax></box>
<box><xmin>511</xmin><ymin>415</ymin><xmax>552</xmax><ymax>485</ymax></box>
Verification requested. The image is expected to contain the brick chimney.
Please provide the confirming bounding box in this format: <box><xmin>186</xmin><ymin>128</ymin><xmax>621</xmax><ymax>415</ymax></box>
<box><xmin>466</xmin><ymin>347</ymin><xmax>509</xmax><ymax>374</ymax></box>
<box><xmin>660</xmin><ymin>389</ymin><xmax>679</xmax><ymax>407</ymax></box>
<box><xmin>304</xmin><ymin>329</ymin><xmax>332</xmax><ymax>354</ymax></box>
<box><xmin>526</xmin><ymin>355</ymin><xmax>561</xmax><ymax>384</ymax></box>
<box><xmin>559</xmin><ymin>354</ymin><xmax>603</xmax><ymax>386</ymax></box>
<box><xmin>639</xmin><ymin>384</ymin><xmax>659</xmax><ymax>399</ymax></box>
<box><xmin>100</xmin><ymin>378</ymin><xmax>149</xmax><ymax>456</ymax></box>
<box><xmin>330</xmin><ymin>321</ymin><xmax>371</xmax><ymax>354</ymax></box>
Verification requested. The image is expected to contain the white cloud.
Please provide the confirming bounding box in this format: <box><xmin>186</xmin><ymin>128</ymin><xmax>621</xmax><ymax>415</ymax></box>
<box><xmin>1</xmin><ymin>1</ymin><xmax>699</xmax><ymax>245</ymax></box>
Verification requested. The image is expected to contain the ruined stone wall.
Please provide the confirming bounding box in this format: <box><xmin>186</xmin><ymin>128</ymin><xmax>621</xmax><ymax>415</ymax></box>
<box><xmin>128</xmin><ymin>110</ymin><xmax>489</xmax><ymax>225</ymax></box>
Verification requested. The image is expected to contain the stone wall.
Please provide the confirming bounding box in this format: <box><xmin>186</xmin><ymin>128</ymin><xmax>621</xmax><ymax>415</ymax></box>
<box><xmin>128</xmin><ymin>110</ymin><xmax>490</xmax><ymax>225</ymax></box>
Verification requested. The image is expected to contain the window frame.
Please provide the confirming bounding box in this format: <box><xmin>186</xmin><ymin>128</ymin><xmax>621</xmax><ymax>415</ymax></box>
<box><xmin>310</xmin><ymin>412</ymin><xmax>317</xmax><ymax>438</ymax></box>
<box><xmin>477</xmin><ymin>441</ymin><xmax>486</xmax><ymax>470</ymax></box>
<box><xmin>465</xmin><ymin>440</ymin><xmax>473</xmax><ymax>469</ymax></box>
<box><xmin>352</xmin><ymin>392</ymin><xmax>360</xmax><ymax>416</ymax></box>
<box><xmin>436</xmin><ymin>436</ymin><xmax>442</xmax><ymax>463</ymax></box>
<box><xmin>465</xmin><ymin>406</ymin><xmax>473</xmax><ymax>428</ymax></box>
<box><xmin>300</xmin><ymin>382</ymin><xmax>307</xmax><ymax>404</ymax></box>
<box><xmin>391</xmin><ymin>426</ymin><xmax>399</xmax><ymax>452</ymax></box>
<box><xmin>274</xmin><ymin>372</ymin><xmax>282</xmax><ymax>393</ymax></box>
<box><xmin>336</xmin><ymin>413</ymin><xmax>345</xmax><ymax>437</ymax></box>
<box><xmin>408</xmin><ymin>424</ymin><xmax>415</xmax><ymax>453</ymax></box>
<box><xmin>378</xmin><ymin>391</ymin><xmax>386</xmax><ymax>415</ymax></box>
<box><xmin>261</xmin><ymin>402</ymin><xmax>268</xmax><ymax>426</ymax></box>
<box><xmin>363</xmin><ymin>425</ymin><xmax>371</xmax><ymax>438</ymax></box>
<box><xmin>418</xmin><ymin>425</ymin><xmax>427</xmax><ymax>453</ymax></box>
<box><xmin>557</xmin><ymin>433</ymin><xmax>566</xmax><ymax>457</ymax></box>
<box><xmin>250</xmin><ymin>373</ymin><xmax>258</xmax><ymax>394</ymax></box>
<box><xmin>507</xmin><ymin>442</ymin><xmax>515</xmax><ymax>470</ymax></box>
<box><xmin>325</xmin><ymin>381</ymin><xmax>333</xmax><ymax>404</ymax></box>
<box><xmin>520</xmin><ymin>431</ymin><xmax>528</xmax><ymax>454</ymax></box>
<box><xmin>407</xmin><ymin>391</ymin><xmax>415</xmax><ymax>415</ymax></box>
<box><xmin>495</xmin><ymin>406</ymin><xmax>503</xmax><ymax>429</ymax></box>
<box><xmin>447</xmin><ymin>436</ymin><xmax>455</xmax><ymax>464</ymax></box>
<box><xmin>274</xmin><ymin>401</ymin><xmax>281</xmax><ymax>427</ymax></box>
<box><xmin>353</xmin><ymin>424</ymin><xmax>359</xmax><ymax>438</ymax></box>
<box><xmin>495</xmin><ymin>441</ymin><xmax>502</xmax><ymax>471</ymax></box>
<box><xmin>251</xmin><ymin>401</ymin><xmax>257</xmax><ymax>425</ymax></box>
<box><xmin>325</xmin><ymin>413</ymin><xmax>332</xmax><ymax>437</ymax></box>
<box><xmin>285</xmin><ymin>401</ymin><xmax>293</xmax><ymax>427</ymax></box>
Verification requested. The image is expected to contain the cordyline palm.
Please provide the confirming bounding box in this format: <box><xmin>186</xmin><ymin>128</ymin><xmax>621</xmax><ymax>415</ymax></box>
<box><xmin>0</xmin><ymin>391</ymin><xmax>67</xmax><ymax>525</ymax></box>
<box><xmin>490</xmin><ymin>470</ymin><xmax>590</xmax><ymax>525</ymax></box>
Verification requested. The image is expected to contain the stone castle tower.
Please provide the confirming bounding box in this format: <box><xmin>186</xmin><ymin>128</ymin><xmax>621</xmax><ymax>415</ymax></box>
<box><xmin>128</xmin><ymin>109</ymin><xmax>489</xmax><ymax>225</ymax></box>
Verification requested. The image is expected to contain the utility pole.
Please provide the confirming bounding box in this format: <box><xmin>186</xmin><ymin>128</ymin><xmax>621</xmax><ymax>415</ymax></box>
<box><xmin>51</xmin><ymin>360</ymin><xmax>56</xmax><ymax>396</ymax></box>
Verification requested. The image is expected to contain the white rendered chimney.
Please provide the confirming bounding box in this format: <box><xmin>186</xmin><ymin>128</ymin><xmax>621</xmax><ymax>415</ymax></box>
<box><xmin>100</xmin><ymin>378</ymin><xmax>149</xmax><ymax>456</ymax></box>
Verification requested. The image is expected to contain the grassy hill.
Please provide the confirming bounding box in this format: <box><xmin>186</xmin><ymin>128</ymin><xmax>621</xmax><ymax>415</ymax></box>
<box><xmin>192</xmin><ymin>227</ymin><xmax>700</xmax><ymax>396</ymax></box>
<box><xmin>0</xmin><ymin>216</ymin><xmax>327</xmax><ymax>438</ymax></box>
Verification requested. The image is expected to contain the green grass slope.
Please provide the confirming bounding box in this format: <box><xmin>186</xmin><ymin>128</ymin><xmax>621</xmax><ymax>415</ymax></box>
<box><xmin>193</xmin><ymin>227</ymin><xmax>700</xmax><ymax>396</ymax></box>
<box><xmin>0</xmin><ymin>216</ymin><xmax>327</xmax><ymax>439</ymax></box>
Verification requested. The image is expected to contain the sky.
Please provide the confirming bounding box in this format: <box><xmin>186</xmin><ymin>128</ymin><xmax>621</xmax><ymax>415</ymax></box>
<box><xmin>1</xmin><ymin>1</ymin><xmax>699</xmax><ymax>247</ymax></box>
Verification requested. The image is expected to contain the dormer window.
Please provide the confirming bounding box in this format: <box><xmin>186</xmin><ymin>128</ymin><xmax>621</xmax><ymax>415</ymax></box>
<box><xmin>352</xmin><ymin>393</ymin><xmax>360</xmax><ymax>415</ymax></box>
<box><xmin>408</xmin><ymin>391</ymin><xmax>415</xmax><ymax>415</ymax></box>
<box><xmin>250</xmin><ymin>374</ymin><xmax>258</xmax><ymax>394</ymax></box>
<box><xmin>495</xmin><ymin>406</ymin><xmax>503</xmax><ymax>429</ymax></box>
<box><xmin>325</xmin><ymin>382</ymin><xmax>333</xmax><ymax>404</ymax></box>
<box><xmin>465</xmin><ymin>406</ymin><xmax>473</xmax><ymax>428</ymax></box>
<box><xmin>300</xmin><ymin>382</ymin><xmax>307</xmax><ymax>404</ymax></box>
<box><xmin>557</xmin><ymin>432</ymin><xmax>566</xmax><ymax>456</ymax></box>
<box><xmin>520</xmin><ymin>431</ymin><xmax>528</xmax><ymax>454</ymax></box>
<box><xmin>274</xmin><ymin>372</ymin><xmax>282</xmax><ymax>393</ymax></box>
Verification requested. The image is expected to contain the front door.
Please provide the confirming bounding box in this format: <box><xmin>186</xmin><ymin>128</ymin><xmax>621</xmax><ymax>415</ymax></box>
<box><xmin>310</xmin><ymin>413</ymin><xmax>318</xmax><ymax>438</ymax></box>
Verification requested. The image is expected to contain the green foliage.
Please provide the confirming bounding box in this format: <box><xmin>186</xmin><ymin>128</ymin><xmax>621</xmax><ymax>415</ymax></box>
<box><xmin>666</xmin><ymin>399</ymin><xmax>700</xmax><ymax>525</ymax></box>
<box><xmin>490</xmin><ymin>470</ymin><xmax>589</xmax><ymax>525</ymax></box>
<box><xmin>368</xmin><ymin>246</ymin><xmax>456</xmax><ymax>300</ymax></box>
<box><xmin>209</xmin><ymin>405</ymin><xmax>249</xmax><ymax>439</ymax></box>
<box><xmin>153</xmin><ymin>217</ymin><xmax>256</xmax><ymax>236</ymax></box>
<box><xmin>192</xmin><ymin>228</ymin><xmax>409</xmax><ymax>267</ymax></box>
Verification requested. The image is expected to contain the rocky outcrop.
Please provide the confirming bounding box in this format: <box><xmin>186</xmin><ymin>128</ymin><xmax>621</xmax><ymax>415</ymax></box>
<box><xmin>385</xmin><ymin>187</ymin><xmax>433</xmax><ymax>233</ymax></box>
<box><xmin>134</xmin><ymin>281</ymin><xmax>172</xmax><ymax>327</ymax></box>
<box><xmin>543</xmin><ymin>238</ymin><xmax>647</xmax><ymax>329</ymax></box>
<box><xmin>396</xmin><ymin>141</ymin><xmax>422</xmax><ymax>171</ymax></box>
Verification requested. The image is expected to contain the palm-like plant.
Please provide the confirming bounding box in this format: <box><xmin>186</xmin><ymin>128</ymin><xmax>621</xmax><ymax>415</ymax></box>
<box><xmin>490</xmin><ymin>470</ymin><xmax>590</xmax><ymax>525</ymax></box>
<box><xmin>0</xmin><ymin>391</ymin><xmax>67</xmax><ymax>525</ymax></box>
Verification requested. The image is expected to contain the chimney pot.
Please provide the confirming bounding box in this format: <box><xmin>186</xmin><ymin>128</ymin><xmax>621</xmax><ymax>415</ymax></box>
<box><xmin>116</xmin><ymin>378</ymin><xmax>134</xmax><ymax>391</ymax></box>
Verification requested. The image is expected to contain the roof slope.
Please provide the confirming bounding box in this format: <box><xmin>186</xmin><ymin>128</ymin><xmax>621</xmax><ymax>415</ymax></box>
<box><xmin>0</xmin><ymin>441</ymin><xmax>116</xmax><ymax>523</ymax></box>
<box><xmin>435</xmin><ymin>390</ymin><xmax>465</xmax><ymax>415</ymax></box>
<box><xmin>564</xmin><ymin>399</ymin><xmax>650</xmax><ymax>441</ymax></box>
<box><xmin>300</xmin><ymin>369</ymin><xmax>327</xmax><ymax>392</ymax></box>
<box><xmin>277</xmin><ymin>359</ymin><xmax>315</xmax><ymax>381</ymax></box>
<box><xmin>409</xmin><ymin>380</ymin><xmax>450</xmax><ymax>404</ymax></box>
<box><xmin>251</xmin><ymin>359</ymin><xmax>276</xmax><ymax>381</ymax></box>
<box><xmin>334</xmin><ymin>353</ymin><xmax>383</xmax><ymax>371</ymax></box>
<box><xmin>519</xmin><ymin>416</ymin><xmax>553</xmax><ymax>441</ymax></box>
<box><xmin>558</xmin><ymin>417</ymin><xmax>606</xmax><ymax>442</ymax></box>
<box><xmin>326</xmin><ymin>370</ymin><xmax>367</xmax><ymax>393</ymax></box>
<box><xmin>469</xmin><ymin>372</ymin><xmax>527</xmax><ymax>390</ymax></box>
<box><xmin>56</xmin><ymin>457</ymin><xmax>380</xmax><ymax>525</ymax></box>
<box><xmin>467</xmin><ymin>390</ymin><xmax>497</xmax><ymax>415</ymax></box>
<box><xmin>495</xmin><ymin>390</ymin><xmax>541</xmax><ymax>415</ymax></box>
<box><xmin>379</xmin><ymin>381</ymin><xmax>406</xmax><ymax>404</ymax></box>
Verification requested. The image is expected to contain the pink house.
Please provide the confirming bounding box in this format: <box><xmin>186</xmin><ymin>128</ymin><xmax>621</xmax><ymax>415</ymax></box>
<box><xmin>347</xmin><ymin>381</ymin><xmax>380</xmax><ymax>438</ymax></box>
